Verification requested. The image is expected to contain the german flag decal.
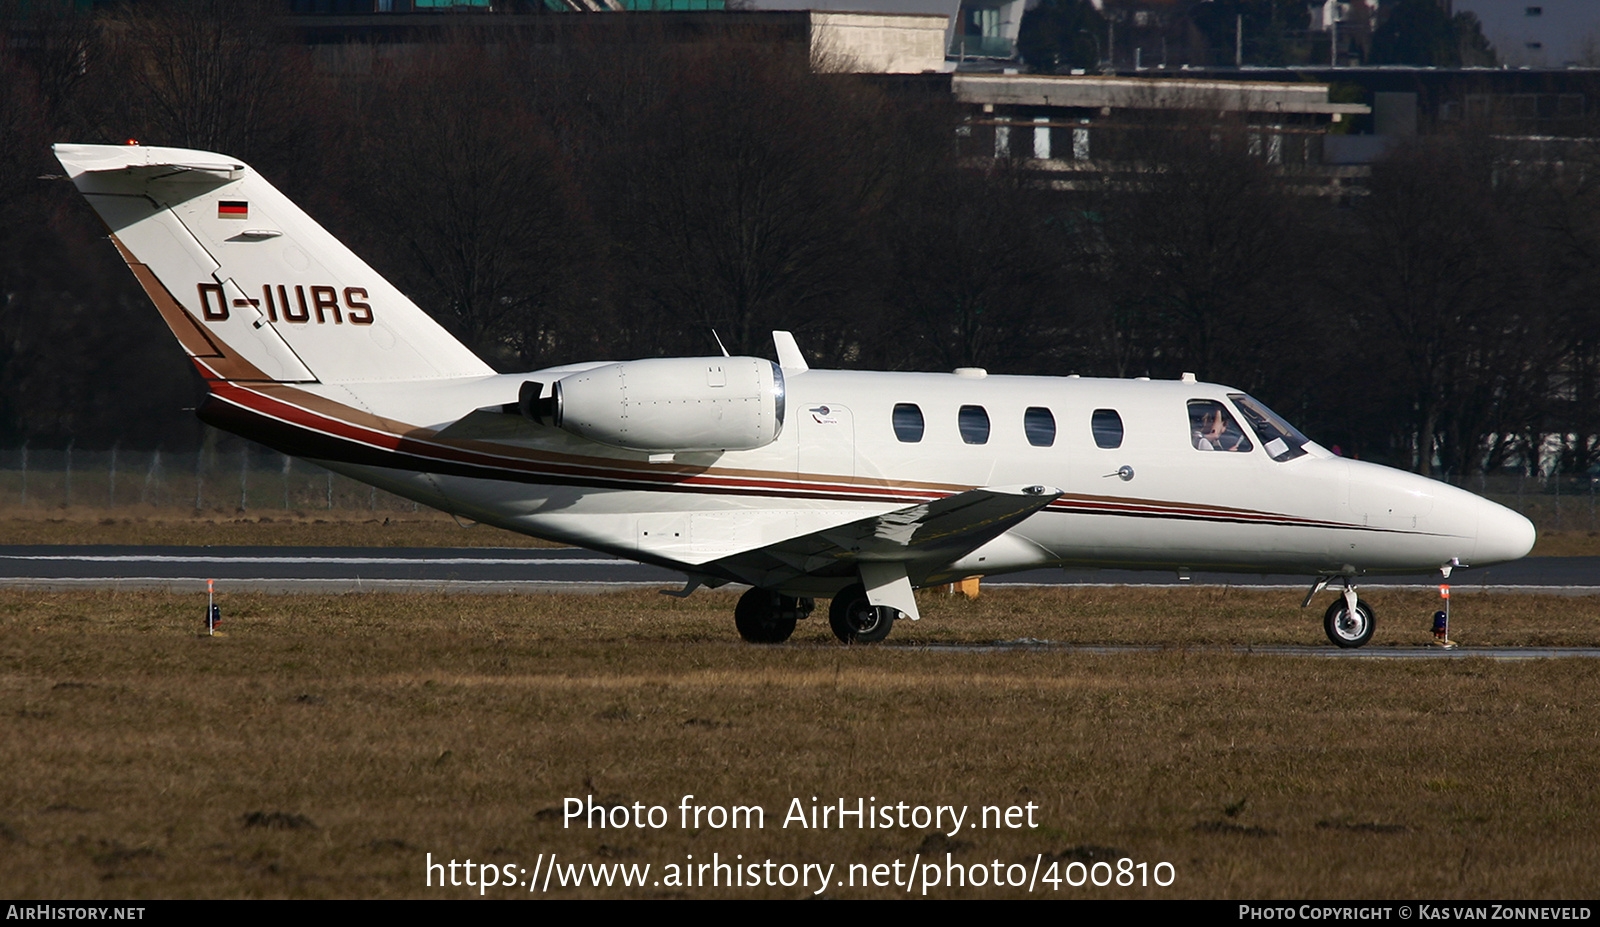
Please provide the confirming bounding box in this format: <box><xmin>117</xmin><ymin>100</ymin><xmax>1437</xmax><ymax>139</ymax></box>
<box><xmin>218</xmin><ymin>200</ymin><xmax>248</xmax><ymax>219</ymax></box>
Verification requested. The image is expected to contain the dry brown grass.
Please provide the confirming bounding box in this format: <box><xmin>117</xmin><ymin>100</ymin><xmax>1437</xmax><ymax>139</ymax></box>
<box><xmin>3</xmin><ymin>586</ymin><xmax>1599</xmax><ymax>899</ymax></box>
<box><xmin>1529</xmin><ymin>530</ymin><xmax>1600</xmax><ymax>557</ymax></box>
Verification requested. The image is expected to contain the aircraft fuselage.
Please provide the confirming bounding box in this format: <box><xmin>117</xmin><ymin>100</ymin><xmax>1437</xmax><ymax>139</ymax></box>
<box><xmin>199</xmin><ymin>366</ymin><xmax>1534</xmax><ymax>599</ymax></box>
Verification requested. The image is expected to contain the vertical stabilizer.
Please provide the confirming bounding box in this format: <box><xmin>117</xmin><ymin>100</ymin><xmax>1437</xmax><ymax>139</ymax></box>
<box><xmin>54</xmin><ymin>144</ymin><xmax>493</xmax><ymax>384</ymax></box>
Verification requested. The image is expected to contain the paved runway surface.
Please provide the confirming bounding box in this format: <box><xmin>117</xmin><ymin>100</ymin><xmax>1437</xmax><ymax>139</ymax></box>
<box><xmin>5</xmin><ymin>546</ymin><xmax>1592</xmax><ymax>658</ymax></box>
<box><xmin>0</xmin><ymin>546</ymin><xmax>1593</xmax><ymax>595</ymax></box>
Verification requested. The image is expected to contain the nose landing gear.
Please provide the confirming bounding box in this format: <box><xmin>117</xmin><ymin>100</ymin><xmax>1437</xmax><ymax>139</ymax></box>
<box><xmin>1323</xmin><ymin>594</ymin><xmax>1376</xmax><ymax>648</ymax></box>
<box><xmin>1306</xmin><ymin>576</ymin><xmax>1376</xmax><ymax>648</ymax></box>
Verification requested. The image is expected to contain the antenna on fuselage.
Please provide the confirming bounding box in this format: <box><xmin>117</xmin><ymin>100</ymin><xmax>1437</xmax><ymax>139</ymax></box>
<box><xmin>711</xmin><ymin>330</ymin><xmax>730</xmax><ymax>357</ymax></box>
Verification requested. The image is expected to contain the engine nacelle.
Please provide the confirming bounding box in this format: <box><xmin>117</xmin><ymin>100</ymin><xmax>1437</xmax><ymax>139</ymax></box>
<box><xmin>530</xmin><ymin>356</ymin><xmax>786</xmax><ymax>453</ymax></box>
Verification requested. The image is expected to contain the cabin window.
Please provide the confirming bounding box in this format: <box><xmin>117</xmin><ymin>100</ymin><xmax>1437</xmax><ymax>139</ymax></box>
<box><xmin>1091</xmin><ymin>409</ymin><xmax>1123</xmax><ymax>449</ymax></box>
<box><xmin>1187</xmin><ymin>399</ymin><xmax>1253</xmax><ymax>453</ymax></box>
<box><xmin>892</xmin><ymin>403</ymin><xmax>924</xmax><ymax>443</ymax></box>
<box><xmin>1024</xmin><ymin>407</ymin><xmax>1056</xmax><ymax>447</ymax></box>
<box><xmin>958</xmin><ymin>405</ymin><xmax>990</xmax><ymax>444</ymax></box>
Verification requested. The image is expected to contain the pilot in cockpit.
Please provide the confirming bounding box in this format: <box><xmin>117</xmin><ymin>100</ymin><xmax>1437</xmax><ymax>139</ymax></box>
<box><xmin>1192</xmin><ymin>403</ymin><xmax>1248</xmax><ymax>452</ymax></box>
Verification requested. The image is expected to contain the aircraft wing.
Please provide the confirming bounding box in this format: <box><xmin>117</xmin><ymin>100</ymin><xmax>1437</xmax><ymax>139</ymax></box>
<box><xmin>699</xmin><ymin>484</ymin><xmax>1061</xmax><ymax>592</ymax></box>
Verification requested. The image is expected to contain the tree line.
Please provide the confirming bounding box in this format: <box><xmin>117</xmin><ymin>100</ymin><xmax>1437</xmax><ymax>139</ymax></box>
<box><xmin>2</xmin><ymin>1</ymin><xmax>1598</xmax><ymax>478</ymax></box>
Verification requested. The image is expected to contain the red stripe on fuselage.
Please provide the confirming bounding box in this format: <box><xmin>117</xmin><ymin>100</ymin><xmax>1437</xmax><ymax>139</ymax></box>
<box><xmin>206</xmin><ymin>381</ymin><xmax>945</xmax><ymax>505</ymax></box>
<box><xmin>205</xmin><ymin>379</ymin><xmax>1391</xmax><ymax>532</ymax></box>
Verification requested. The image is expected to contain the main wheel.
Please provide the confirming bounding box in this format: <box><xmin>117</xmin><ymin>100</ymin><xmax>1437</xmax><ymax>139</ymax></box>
<box><xmin>734</xmin><ymin>588</ymin><xmax>799</xmax><ymax>644</ymax></box>
<box><xmin>1323</xmin><ymin>597</ymin><xmax>1376</xmax><ymax>648</ymax></box>
<box><xmin>828</xmin><ymin>584</ymin><xmax>897</xmax><ymax>644</ymax></box>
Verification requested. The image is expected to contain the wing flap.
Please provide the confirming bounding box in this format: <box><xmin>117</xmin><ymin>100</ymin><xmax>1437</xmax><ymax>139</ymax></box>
<box><xmin>702</xmin><ymin>484</ymin><xmax>1062</xmax><ymax>590</ymax></box>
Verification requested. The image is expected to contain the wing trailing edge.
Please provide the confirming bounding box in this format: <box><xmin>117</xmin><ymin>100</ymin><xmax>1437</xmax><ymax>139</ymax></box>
<box><xmin>700</xmin><ymin>485</ymin><xmax>1063</xmax><ymax>607</ymax></box>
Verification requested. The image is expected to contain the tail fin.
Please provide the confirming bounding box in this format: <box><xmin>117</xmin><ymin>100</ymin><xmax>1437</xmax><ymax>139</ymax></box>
<box><xmin>53</xmin><ymin>144</ymin><xmax>493</xmax><ymax>385</ymax></box>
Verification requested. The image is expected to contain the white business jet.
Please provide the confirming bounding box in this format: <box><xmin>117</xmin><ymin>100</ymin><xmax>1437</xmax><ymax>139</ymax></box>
<box><xmin>53</xmin><ymin>143</ymin><xmax>1537</xmax><ymax>647</ymax></box>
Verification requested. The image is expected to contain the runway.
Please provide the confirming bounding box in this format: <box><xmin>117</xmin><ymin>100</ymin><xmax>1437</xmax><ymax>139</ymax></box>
<box><xmin>0</xmin><ymin>546</ymin><xmax>1593</xmax><ymax>596</ymax></box>
<box><xmin>5</xmin><ymin>546</ymin><xmax>1594</xmax><ymax>659</ymax></box>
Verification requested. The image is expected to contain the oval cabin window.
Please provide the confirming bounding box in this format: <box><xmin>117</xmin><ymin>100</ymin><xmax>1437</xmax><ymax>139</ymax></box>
<box><xmin>1091</xmin><ymin>409</ymin><xmax>1123</xmax><ymax>449</ymax></box>
<box><xmin>958</xmin><ymin>405</ymin><xmax>990</xmax><ymax>445</ymax></box>
<box><xmin>892</xmin><ymin>403</ymin><xmax>924</xmax><ymax>443</ymax></box>
<box><xmin>1024</xmin><ymin>407</ymin><xmax>1056</xmax><ymax>447</ymax></box>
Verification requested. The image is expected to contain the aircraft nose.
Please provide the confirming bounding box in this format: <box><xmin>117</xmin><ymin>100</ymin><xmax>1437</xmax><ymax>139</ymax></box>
<box><xmin>1475</xmin><ymin>500</ymin><xmax>1536</xmax><ymax>566</ymax></box>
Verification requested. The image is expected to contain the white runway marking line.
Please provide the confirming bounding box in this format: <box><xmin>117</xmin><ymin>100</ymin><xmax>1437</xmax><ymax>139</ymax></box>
<box><xmin>990</xmin><ymin>581</ymin><xmax>1600</xmax><ymax>593</ymax></box>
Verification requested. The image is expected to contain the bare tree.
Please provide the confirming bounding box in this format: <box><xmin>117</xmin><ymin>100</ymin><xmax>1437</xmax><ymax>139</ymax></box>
<box><xmin>88</xmin><ymin>0</ymin><xmax>323</xmax><ymax>175</ymax></box>
<box><xmin>1340</xmin><ymin>134</ymin><xmax>1540</xmax><ymax>475</ymax></box>
<box><xmin>592</xmin><ymin>43</ymin><xmax>898</xmax><ymax>360</ymax></box>
<box><xmin>1516</xmin><ymin>143</ymin><xmax>1600</xmax><ymax>475</ymax></box>
<box><xmin>883</xmin><ymin>159</ymin><xmax>1070</xmax><ymax>372</ymax></box>
<box><xmin>0</xmin><ymin>0</ymin><xmax>98</xmax><ymax>131</ymax></box>
<box><xmin>334</xmin><ymin>40</ymin><xmax>587</xmax><ymax>370</ymax></box>
<box><xmin>1077</xmin><ymin>119</ymin><xmax>1312</xmax><ymax>385</ymax></box>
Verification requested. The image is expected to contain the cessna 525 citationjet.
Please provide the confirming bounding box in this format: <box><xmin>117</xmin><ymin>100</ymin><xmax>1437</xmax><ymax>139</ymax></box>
<box><xmin>54</xmin><ymin>143</ymin><xmax>1537</xmax><ymax>648</ymax></box>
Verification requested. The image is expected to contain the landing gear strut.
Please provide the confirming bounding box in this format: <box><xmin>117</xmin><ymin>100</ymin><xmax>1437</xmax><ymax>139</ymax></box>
<box><xmin>734</xmin><ymin>588</ymin><xmax>813</xmax><ymax>644</ymax></box>
<box><xmin>827</xmin><ymin>583</ymin><xmax>900</xmax><ymax>644</ymax></box>
<box><xmin>1307</xmin><ymin>577</ymin><xmax>1375</xmax><ymax>649</ymax></box>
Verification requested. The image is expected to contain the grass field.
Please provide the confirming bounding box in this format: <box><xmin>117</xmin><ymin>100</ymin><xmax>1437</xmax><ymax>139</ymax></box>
<box><xmin>0</xmin><ymin>506</ymin><xmax>548</xmax><ymax>548</ymax></box>
<box><xmin>3</xmin><ymin>585</ymin><xmax>1599</xmax><ymax>899</ymax></box>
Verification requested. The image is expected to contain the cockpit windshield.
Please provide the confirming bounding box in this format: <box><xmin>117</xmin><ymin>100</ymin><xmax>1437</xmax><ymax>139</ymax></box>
<box><xmin>1229</xmin><ymin>393</ymin><xmax>1311</xmax><ymax>462</ymax></box>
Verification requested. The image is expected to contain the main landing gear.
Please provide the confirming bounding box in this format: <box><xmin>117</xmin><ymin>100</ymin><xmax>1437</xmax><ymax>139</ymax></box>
<box><xmin>732</xmin><ymin>584</ymin><xmax>906</xmax><ymax>644</ymax></box>
<box><xmin>1305</xmin><ymin>576</ymin><xmax>1375</xmax><ymax>649</ymax></box>
<box><xmin>827</xmin><ymin>583</ymin><xmax>900</xmax><ymax>644</ymax></box>
<box><xmin>733</xmin><ymin>588</ymin><xmax>814</xmax><ymax>644</ymax></box>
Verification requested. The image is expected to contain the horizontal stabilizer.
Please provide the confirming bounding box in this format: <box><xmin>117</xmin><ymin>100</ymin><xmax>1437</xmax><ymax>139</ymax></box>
<box><xmin>53</xmin><ymin>144</ymin><xmax>243</xmax><ymax>177</ymax></box>
<box><xmin>703</xmin><ymin>484</ymin><xmax>1062</xmax><ymax>590</ymax></box>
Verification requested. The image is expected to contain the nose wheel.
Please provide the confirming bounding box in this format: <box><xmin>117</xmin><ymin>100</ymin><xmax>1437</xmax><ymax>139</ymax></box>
<box><xmin>1323</xmin><ymin>596</ymin><xmax>1375</xmax><ymax>648</ymax></box>
<box><xmin>1306</xmin><ymin>576</ymin><xmax>1376</xmax><ymax>648</ymax></box>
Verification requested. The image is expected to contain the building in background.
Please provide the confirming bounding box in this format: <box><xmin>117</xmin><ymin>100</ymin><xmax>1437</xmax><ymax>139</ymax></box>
<box><xmin>1452</xmin><ymin>0</ymin><xmax>1600</xmax><ymax>67</ymax></box>
<box><xmin>1307</xmin><ymin>0</ymin><xmax>1378</xmax><ymax>66</ymax></box>
<box><xmin>744</xmin><ymin>0</ymin><xmax>1023</xmax><ymax>68</ymax></box>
